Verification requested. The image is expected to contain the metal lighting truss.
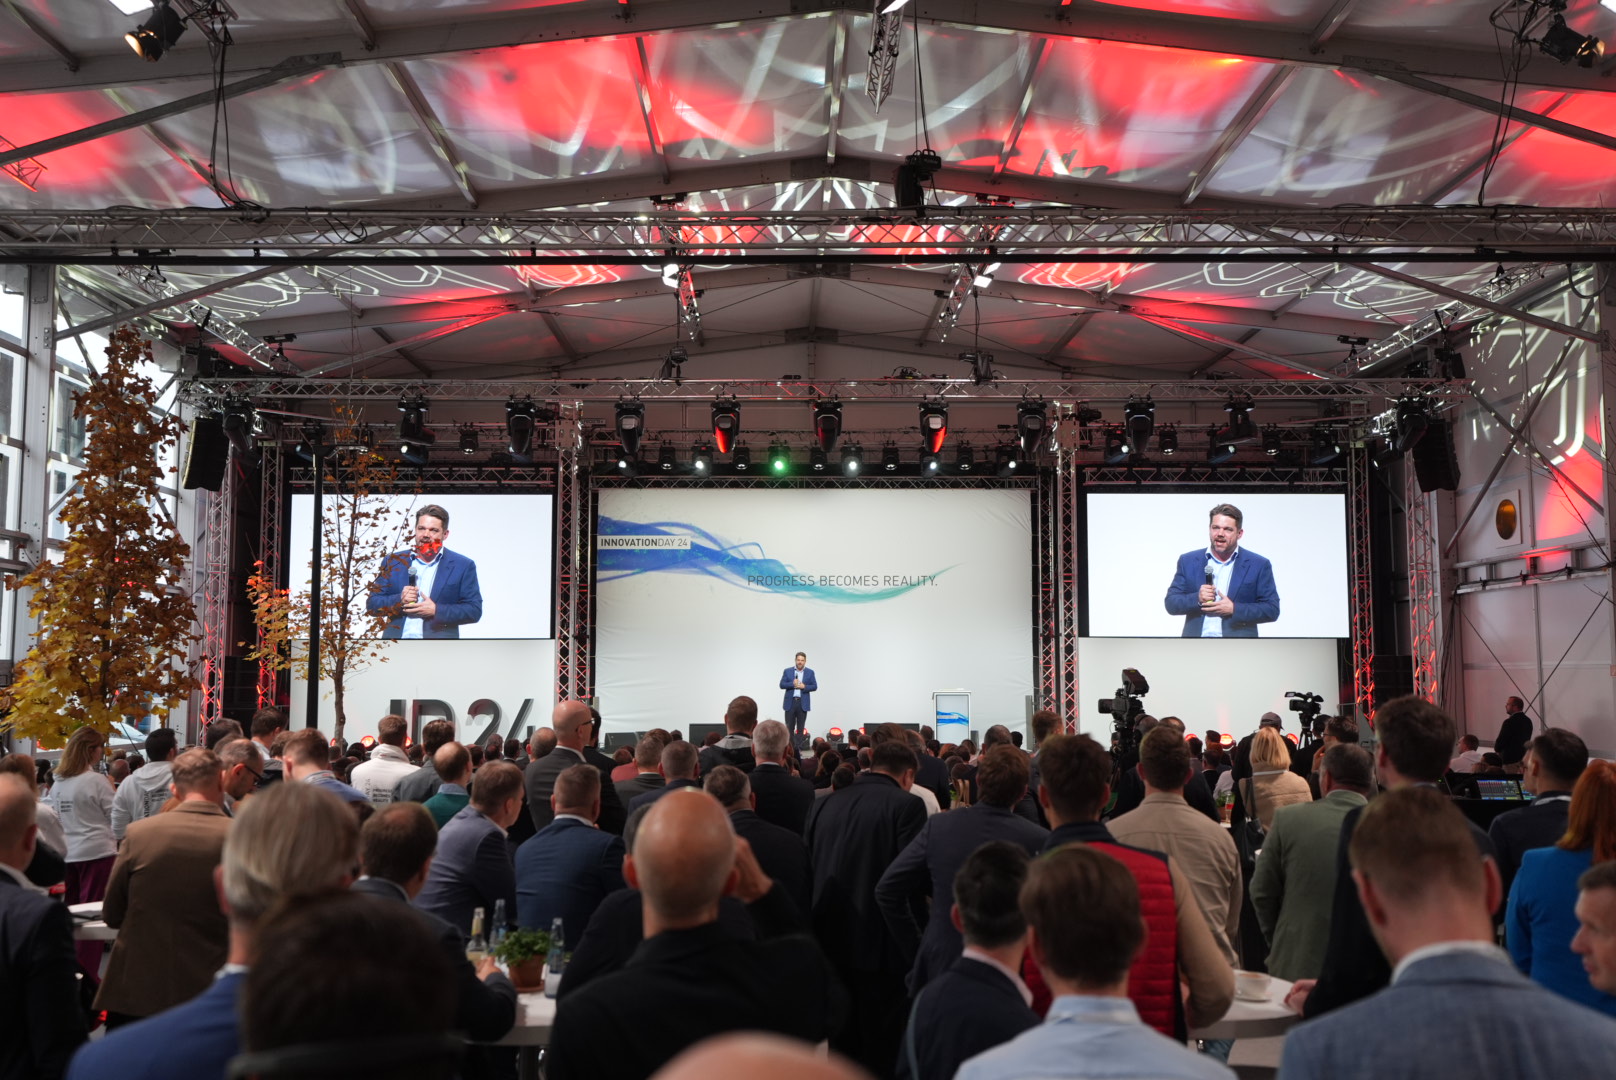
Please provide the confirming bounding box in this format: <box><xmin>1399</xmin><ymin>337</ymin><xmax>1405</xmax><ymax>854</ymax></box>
<box><xmin>1037</xmin><ymin>421</ymin><xmax>1079</xmax><ymax>726</ymax></box>
<box><xmin>192</xmin><ymin>460</ymin><xmax>235</xmax><ymax>729</ymax></box>
<box><xmin>257</xmin><ymin>443</ymin><xmax>283</xmax><ymax>708</ymax></box>
<box><xmin>104</xmin><ymin>265</ymin><xmax>287</xmax><ymax>370</ymax></box>
<box><xmin>1406</xmin><ymin>466</ymin><xmax>1442</xmax><ymax>704</ymax></box>
<box><xmin>1348</xmin><ymin>446</ymin><xmax>1375</xmax><ymax>720</ymax></box>
<box><xmin>866</xmin><ymin>7</ymin><xmax>903</xmax><ymax>111</ymax></box>
<box><xmin>553</xmin><ymin>407</ymin><xmax>591</xmax><ymax>705</ymax></box>
<box><xmin>0</xmin><ymin>135</ymin><xmax>45</xmax><ymax>192</ymax></box>
<box><xmin>932</xmin><ymin>220</ymin><xmax>1006</xmax><ymax>345</ymax></box>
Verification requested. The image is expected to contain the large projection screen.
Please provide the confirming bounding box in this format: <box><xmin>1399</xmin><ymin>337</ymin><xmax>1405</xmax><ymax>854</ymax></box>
<box><xmin>594</xmin><ymin>489</ymin><xmax>1035</xmax><ymax>737</ymax></box>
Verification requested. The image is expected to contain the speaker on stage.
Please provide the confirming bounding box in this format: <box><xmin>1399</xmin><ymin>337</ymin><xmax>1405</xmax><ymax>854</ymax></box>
<box><xmin>183</xmin><ymin>415</ymin><xmax>230</xmax><ymax>491</ymax></box>
<box><xmin>1412</xmin><ymin>418</ymin><xmax>1459</xmax><ymax>493</ymax></box>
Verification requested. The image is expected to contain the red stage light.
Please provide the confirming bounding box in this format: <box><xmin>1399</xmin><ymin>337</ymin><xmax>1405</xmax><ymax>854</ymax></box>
<box><xmin>828</xmin><ymin>727</ymin><xmax>844</xmax><ymax>739</ymax></box>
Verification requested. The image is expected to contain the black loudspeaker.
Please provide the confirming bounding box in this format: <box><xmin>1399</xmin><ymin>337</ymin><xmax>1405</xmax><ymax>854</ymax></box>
<box><xmin>1412</xmin><ymin>418</ymin><xmax>1460</xmax><ymax>493</ymax></box>
<box><xmin>182</xmin><ymin>415</ymin><xmax>230</xmax><ymax>491</ymax></box>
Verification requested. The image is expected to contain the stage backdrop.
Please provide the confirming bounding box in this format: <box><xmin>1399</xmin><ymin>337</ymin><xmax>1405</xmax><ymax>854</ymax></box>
<box><xmin>594</xmin><ymin>488</ymin><xmax>1035</xmax><ymax>737</ymax></box>
<box><xmin>1077</xmin><ymin>637</ymin><xmax>1343</xmax><ymax>742</ymax></box>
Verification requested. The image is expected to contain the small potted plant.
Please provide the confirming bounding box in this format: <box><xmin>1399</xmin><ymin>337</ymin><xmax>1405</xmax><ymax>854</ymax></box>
<box><xmin>492</xmin><ymin>928</ymin><xmax>552</xmax><ymax>992</ymax></box>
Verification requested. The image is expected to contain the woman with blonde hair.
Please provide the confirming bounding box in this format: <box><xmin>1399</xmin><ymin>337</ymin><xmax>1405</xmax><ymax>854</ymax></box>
<box><xmin>1245</xmin><ymin>726</ymin><xmax>1313</xmax><ymax>830</ymax></box>
<box><xmin>43</xmin><ymin>726</ymin><xmax>117</xmax><ymax>980</ymax></box>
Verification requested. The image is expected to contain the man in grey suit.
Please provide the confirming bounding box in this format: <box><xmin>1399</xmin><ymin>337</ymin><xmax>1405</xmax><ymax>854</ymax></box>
<box><xmin>414</xmin><ymin>761</ymin><xmax>523</xmax><ymax>938</ymax></box>
<box><xmin>526</xmin><ymin>700</ymin><xmax>626</xmax><ymax>836</ymax></box>
<box><xmin>1281</xmin><ymin>787</ymin><xmax>1616</xmax><ymax>1079</ymax></box>
<box><xmin>1249</xmin><ymin>744</ymin><xmax>1373</xmax><ymax>981</ymax></box>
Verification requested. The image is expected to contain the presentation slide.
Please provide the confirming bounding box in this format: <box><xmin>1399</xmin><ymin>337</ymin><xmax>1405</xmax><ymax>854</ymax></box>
<box><xmin>594</xmin><ymin>489</ymin><xmax>1034</xmax><ymax>737</ymax></box>
<box><xmin>1085</xmin><ymin>491</ymin><xmax>1349</xmax><ymax>639</ymax></box>
<box><xmin>1077</xmin><ymin>637</ymin><xmax>1343</xmax><ymax>743</ymax></box>
<box><xmin>288</xmin><ymin>492</ymin><xmax>555</xmax><ymax>639</ymax></box>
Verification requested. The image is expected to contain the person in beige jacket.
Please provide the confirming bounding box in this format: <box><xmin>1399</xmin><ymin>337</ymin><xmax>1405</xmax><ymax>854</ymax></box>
<box><xmin>1244</xmin><ymin>727</ymin><xmax>1313</xmax><ymax>830</ymax></box>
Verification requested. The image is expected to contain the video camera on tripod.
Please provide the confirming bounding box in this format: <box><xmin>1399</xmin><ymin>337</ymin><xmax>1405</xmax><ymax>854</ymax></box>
<box><xmin>1098</xmin><ymin>668</ymin><xmax>1150</xmax><ymax>748</ymax></box>
<box><xmin>1286</xmin><ymin>690</ymin><xmax>1325</xmax><ymax>734</ymax></box>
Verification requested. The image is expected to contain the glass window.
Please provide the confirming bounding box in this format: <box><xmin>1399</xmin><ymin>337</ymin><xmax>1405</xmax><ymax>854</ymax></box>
<box><xmin>53</xmin><ymin>374</ymin><xmax>87</xmax><ymax>462</ymax></box>
<box><xmin>46</xmin><ymin>465</ymin><xmax>78</xmax><ymax>542</ymax></box>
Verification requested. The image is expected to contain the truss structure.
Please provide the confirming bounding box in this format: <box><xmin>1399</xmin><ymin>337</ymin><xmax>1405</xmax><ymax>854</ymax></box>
<box><xmin>554</xmin><ymin>408</ymin><xmax>590</xmax><ymax>704</ymax></box>
<box><xmin>257</xmin><ymin>445</ymin><xmax>283</xmax><ymax>708</ymax></box>
<box><xmin>1349</xmin><ymin>447</ymin><xmax>1375</xmax><ymax>720</ymax></box>
<box><xmin>1038</xmin><ymin>427</ymin><xmax>1079</xmax><ymax>727</ymax></box>
<box><xmin>192</xmin><ymin>466</ymin><xmax>235</xmax><ymax>729</ymax></box>
<box><xmin>1082</xmin><ymin>465</ymin><xmax>1350</xmax><ymax>485</ymax></box>
<box><xmin>1407</xmin><ymin>469</ymin><xmax>1441</xmax><ymax>704</ymax></box>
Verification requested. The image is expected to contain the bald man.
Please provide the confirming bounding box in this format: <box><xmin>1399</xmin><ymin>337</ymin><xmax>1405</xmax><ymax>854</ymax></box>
<box><xmin>547</xmin><ymin>791</ymin><xmax>845</xmax><ymax>1080</ymax></box>
<box><xmin>525</xmin><ymin>702</ymin><xmax>626</xmax><ymax>836</ymax></box>
<box><xmin>654</xmin><ymin>1034</ymin><xmax>871</xmax><ymax>1080</ymax></box>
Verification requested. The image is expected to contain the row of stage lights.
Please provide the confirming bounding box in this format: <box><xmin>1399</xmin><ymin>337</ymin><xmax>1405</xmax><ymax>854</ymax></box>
<box><xmin>1089</xmin><ymin>395</ymin><xmax>1347</xmax><ymax>468</ymax></box>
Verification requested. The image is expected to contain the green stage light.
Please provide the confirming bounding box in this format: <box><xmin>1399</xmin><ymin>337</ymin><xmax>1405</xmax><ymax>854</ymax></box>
<box><xmin>769</xmin><ymin>441</ymin><xmax>790</xmax><ymax>474</ymax></box>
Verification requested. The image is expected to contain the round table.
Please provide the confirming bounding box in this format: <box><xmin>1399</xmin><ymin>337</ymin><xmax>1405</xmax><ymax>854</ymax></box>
<box><xmin>1189</xmin><ymin>975</ymin><xmax>1299</xmax><ymax>1041</ymax></box>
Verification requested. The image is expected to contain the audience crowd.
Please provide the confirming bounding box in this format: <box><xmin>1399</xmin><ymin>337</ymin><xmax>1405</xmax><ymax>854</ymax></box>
<box><xmin>2</xmin><ymin>692</ymin><xmax>1615</xmax><ymax>1080</ymax></box>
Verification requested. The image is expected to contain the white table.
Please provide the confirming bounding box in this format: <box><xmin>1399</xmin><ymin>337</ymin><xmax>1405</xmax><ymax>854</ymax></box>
<box><xmin>69</xmin><ymin>902</ymin><xmax>116</xmax><ymax>942</ymax></box>
<box><xmin>1189</xmin><ymin>976</ymin><xmax>1299</xmax><ymax>1041</ymax></box>
<box><xmin>493</xmin><ymin>991</ymin><xmax>556</xmax><ymax>1080</ymax></box>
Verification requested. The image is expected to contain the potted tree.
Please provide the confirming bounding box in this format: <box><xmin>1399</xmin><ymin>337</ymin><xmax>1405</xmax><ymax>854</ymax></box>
<box><xmin>492</xmin><ymin>928</ymin><xmax>552</xmax><ymax>992</ymax></box>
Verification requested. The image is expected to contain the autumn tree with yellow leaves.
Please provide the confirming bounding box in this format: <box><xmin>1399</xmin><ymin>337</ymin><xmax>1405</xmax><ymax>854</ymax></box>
<box><xmin>3</xmin><ymin>326</ymin><xmax>197</xmax><ymax>742</ymax></box>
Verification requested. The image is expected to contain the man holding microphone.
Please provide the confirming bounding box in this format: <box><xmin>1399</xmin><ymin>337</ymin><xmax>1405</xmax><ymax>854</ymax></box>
<box><xmin>780</xmin><ymin>652</ymin><xmax>818</xmax><ymax>740</ymax></box>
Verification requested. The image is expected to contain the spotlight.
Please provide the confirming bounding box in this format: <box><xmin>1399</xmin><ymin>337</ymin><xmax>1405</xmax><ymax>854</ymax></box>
<box><xmin>506</xmin><ymin>398</ymin><xmax>537</xmax><ymax>462</ymax></box>
<box><xmin>1539</xmin><ymin>13</ymin><xmax>1603</xmax><ymax>67</ymax></box>
<box><xmin>972</xmin><ymin>262</ymin><xmax>1001</xmax><ymax>290</ymax></box>
<box><xmin>920</xmin><ymin>452</ymin><xmax>941</xmax><ymax>476</ymax></box>
<box><xmin>711</xmin><ymin>399</ymin><xmax>740</xmax><ymax>454</ymax></box>
<box><xmin>1124</xmin><ymin>396</ymin><xmax>1155</xmax><ymax>454</ymax></box>
<box><xmin>615</xmin><ymin>401</ymin><xmax>645</xmax><ymax>458</ymax></box>
<box><xmin>1016</xmin><ymin>401</ymin><xmax>1048</xmax><ymax>456</ymax></box>
<box><xmin>1261</xmin><ymin>425</ymin><xmax>1283</xmax><ymax>456</ymax></box>
<box><xmin>1157</xmin><ymin>424</ymin><xmax>1178</xmax><ymax>456</ymax></box>
<box><xmin>813</xmin><ymin>400</ymin><xmax>842</xmax><ymax>452</ymax></box>
<box><xmin>125</xmin><ymin>1</ymin><xmax>186</xmax><ymax>62</ymax></box>
<box><xmin>660</xmin><ymin>257</ymin><xmax>681</xmax><ymax>288</ymax></box>
<box><xmin>292</xmin><ymin>423</ymin><xmax>324</xmax><ymax>464</ymax></box>
<box><xmin>1073</xmin><ymin>403</ymin><xmax>1103</xmax><ymax>426</ymax></box>
<box><xmin>841</xmin><ymin>443</ymin><xmax>863</xmax><ymax>476</ymax></box>
<box><xmin>810</xmin><ymin>446</ymin><xmax>828</xmax><ymax>472</ymax></box>
<box><xmin>691</xmin><ymin>443</ymin><xmax>713</xmax><ymax>475</ymax></box>
<box><xmin>615</xmin><ymin>446</ymin><xmax>640</xmax><ymax>476</ymax></box>
<box><xmin>733</xmin><ymin>444</ymin><xmax>751</xmax><ymax>472</ymax></box>
<box><xmin>458</xmin><ymin>425</ymin><xmax>479</xmax><ymax>455</ymax></box>
<box><xmin>1393</xmin><ymin>397</ymin><xmax>1430</xmax><ymax>454</ymax></box>
<box><xmin>965</xmin><ymin>351</ymin><xmax>996</xmax><ymax>385</ymax></box>
<box><xmin>955</xmin><ymin>443</ymin><xmax>975</xmax><ymax>473</ymax></box>
<box><xmin>1309</xmin><ymin>426</ymin><xmax>1344</xmax><ymax>466</ymax></box>
<box><xmin>995</xmin><ymin>444</ymin><xmax>1020</xmax><ymax>477</ymax></box>
<box><xmin>882</xmin><ymin>443</ymin><xmax>901</xmax><ymax>472</ymax></box>
<box><xmin>1206</xmin><ymin>425</ymin><xmax>1237</xmax><ymax>465</ymax></box>
<box><xmin>769</xmin><ymin>441</ymin><xmax>791</xmax><ymax>475</ymax></box>
<box><xmin>658</xmin><ymin>443</ymin><xmax>677</xmax><ymax>472</ymax></box>
<box><xmin>918</xmin><ymin>402</ymin><xmax>948</xmax><ymax>454</ymax></box>
<box><xmin>1102</xmin><ymin>425</ymin><xmax>1131</xmax><ymax>465</ymax></box>
<box><xmin>221</xmin><ymin>398</ymin><xmax>255</xmax><ymax>455</ymax></box>
<box><xmin>1372</xmin><ymin>439</ymin><xmax>1403</xmax><ymax>470</ymax></box>
<box><xmin>398</xmin><ymin>395</ymin><xmax>431</xmax><ymax>442</ymax></box>
<box><xmin>1224</xmin><ymin>394</ymin><xmax>1256</xmax><ymax>442</ymax></box>
<box><xmin>400</xmin><ymin>439</ymin><xmax>433</xmax><ymax>467</ymax></box>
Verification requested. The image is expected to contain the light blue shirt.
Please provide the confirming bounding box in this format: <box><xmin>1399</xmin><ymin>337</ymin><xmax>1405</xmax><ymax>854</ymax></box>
<box><xmin>402</xmin><ymin>553</ymin><xmax>441</xmax><ymax>640</ymax></box>
<box><xmin>1200</xmin><ymin>547</ymin><xmax>1238</xmax><ymax>639</ymax></box>
<box><xmin>956</xmin><ymin>995</ymin><xmax>1235</xmax><ymax>1080</ymax></box>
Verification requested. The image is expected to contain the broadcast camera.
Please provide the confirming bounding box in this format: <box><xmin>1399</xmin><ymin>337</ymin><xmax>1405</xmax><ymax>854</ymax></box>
<box><xmin>1286</xmin><ymin>691</ymin><xmax>1324</xmax><ymax>729</ymax></box>
<box><xmin>1099</xmin><ymin>668</ymin><xmax>1150</xmax><ymax>748</ymax></box>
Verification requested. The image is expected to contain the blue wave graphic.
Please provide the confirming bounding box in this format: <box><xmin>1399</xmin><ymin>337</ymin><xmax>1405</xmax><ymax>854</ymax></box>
<box><xmin>598</xmin><ymin>515</ymin><xmax>950</xmax><ymax>604</ymax></box>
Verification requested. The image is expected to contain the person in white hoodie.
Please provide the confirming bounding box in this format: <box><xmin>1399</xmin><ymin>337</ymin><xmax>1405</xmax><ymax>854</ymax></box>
<box><xmin>111</xmin><ymin>728</ymin><xmax>178</xmax><ymax>843</ymax></box>
<box><xmin>349</xmin><ymin>714</ymin><xmax>418</xmax><ymax>806</ymax></box>
<box><xmin>43</xmin><ymin>725</ymin><xmax>118</xmax><ymax>980</ymax></box>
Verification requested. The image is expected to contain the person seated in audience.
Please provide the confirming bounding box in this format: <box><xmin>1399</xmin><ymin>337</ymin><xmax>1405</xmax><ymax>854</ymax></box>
<box><xmin>95</xmin><ymin>749</ymin><xmax>233</xmax><ymax>1029</ymax></box>
<box><xmin>350</xmin><ymin>713</ymin><xmax>419</xmax><ymax>805</ymax></box>
<box><xmin>515</xmin><ymin>764</ymin><xmax>626</xmax><ymax>949</ymax></box>
<box><xmin>749</xmin><ymin>720</ymin><xmax>817</xmax><ymax>834</ymax></box>
<box><xmin>1280</xmin><ymin>787</ymin><xmax>1616</xmax><ymax>1078</ymax></box>
<box><xmin>1506</xmin><ymin>759</ymin><xmax>1616</xmax><ymax>1016</ymax></box>
<box><xmin>282</xmin><ymin>728</ymin><xmax>370</xmax><ymax>809</ymax></box>
<box><xmin>1490</xmin><ymin>728</ymin><xmax>1588</xmax><ymax>896</ymax></box>
<box><xmin>706</xmin><ymin>765</ymin><xmax>812</xmax><ymax>916</ymax></box>
<box><xmin>615</xmin><ymin>736</ymin><xmax>668</xmax><ymax>805</ymax></box>
<box><xmin>898</xmin><ymin>842</ymin><xmax>1039</xmax><ymax>1080</ymax></box>
<box><xmin>875</xmin><ymin>745</ymin><xmax>1047</xmax><ymax>993</ymax></box>
<box><xmin>352</xmin><ymin>800</ymin><xmax>517</xmax><ymax>1068</ymax></box>
<box><xmin>1573</xmin><ymin>860</ymin><xmax>1616</xmax><ymax>995</ymax></box>
<box><xmin>394</xmin><ymin>719</ymin><xmax>457</xmax><ymax>804</ymax></box>
<box><xmin>66</xmin><ymin>783</ymin><xmax>358</xmax><ymax>1080</ymax></box>
<box><xmin>957</xmin><ymin>844</ymin><xmax>1235</xmax><ymax>1080</ymax></box>
<box><xmin>1250</xmin><ymin>744</ymin><xmax>1374</xmax><ymax>982</ymax></box>
<box><xmin>1293</xmin><ymin>697</ymin><xmax>1497</xmax><ymax>1019</ymax></box>
<box><xmin>1036</xmin><ymin>733</ymin><xmax>1233</xmax><ymax>1036</ymax></box>
<box><xmin>414</xmin><ymin>760</ymin><xmax>523</xmax><ymax>938</ymax></box>
<box><xmin>629</xmin><ymin>740</ymin><xmax>702</xmax><ymax>812</ymax></box>
<box><xmin>1449</xmin><ymin>733</ymin><xmax>1485</xmax><ymax>775</ymax></box>
<box><xmin>233</xmin><ymin>892</ymin><xmax>458</xmax><ymax>1080</ymax></box>
<box><xmin>422</xmin><ymin>742</ymin><xmax>472</xmax><ymax>829</ymax></box>
<box><xmin>548</xmin><ymin>791</ymin><xmax>845</xmax><ymax>1080</ymax></box>
<box><xmin>0</xmin><ymin>773</ymin><xmax>84</xmax><ymax>1079</ymax></box>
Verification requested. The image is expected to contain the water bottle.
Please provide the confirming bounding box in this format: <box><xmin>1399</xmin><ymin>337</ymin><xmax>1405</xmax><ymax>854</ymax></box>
<box><xmin>543</xmin><ymin>917</ymin><xmax>565</xmax><ymax>998</ymax></box>
<box><xmin>490</xmin><ymin>899</ymin><xmax>507</xmax><ymax>950</ymax></box>
<box><xmin>466</xmin><ymin>906</ymin><xmax>488</xmax><ymax>964</ymax></box>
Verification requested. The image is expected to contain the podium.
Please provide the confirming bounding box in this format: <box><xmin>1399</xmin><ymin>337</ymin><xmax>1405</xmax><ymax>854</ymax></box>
<box><xmin>933</xmin><ymin>690</ymin><xmax>970</xmax><ymax>744</ymax></box>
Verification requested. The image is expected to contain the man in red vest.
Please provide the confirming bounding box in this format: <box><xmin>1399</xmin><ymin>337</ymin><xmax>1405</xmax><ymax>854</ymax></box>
<box><xmin>1034</xmin><ymin>734</ymin><xmax>1233</xmax><ymax>1037</ymax></box>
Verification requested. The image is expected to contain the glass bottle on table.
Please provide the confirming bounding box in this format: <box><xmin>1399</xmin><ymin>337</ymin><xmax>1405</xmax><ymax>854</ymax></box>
<box><xmin>543</xmin><ymin>917</ymin><xmax>565</xmax><ymax>998</ymax></box>
<box><xmin>490</xmin><ymin>899</ymin><xmax>507</xmax><ymax>950</ymax></box>
<box><xmin>466</xmin><ymin>906</ymin><xmax>488</xmax><ymax>964</ymax></box>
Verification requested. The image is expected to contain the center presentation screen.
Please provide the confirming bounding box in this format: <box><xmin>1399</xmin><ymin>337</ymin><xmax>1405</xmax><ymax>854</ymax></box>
<box><xmin>288</xmin><ymin>492</ymin><xmax>555</xmax><ymax>640</ymax></box>
<box><xmin>594</xmin><ymin>489</ymin><xmax>1034</xmax><ymax>736</ymax></box>
<box><xmin>1084</xmin><ymin>491</ymin><xmax>1349</xmax><ymax>639</ymax></box>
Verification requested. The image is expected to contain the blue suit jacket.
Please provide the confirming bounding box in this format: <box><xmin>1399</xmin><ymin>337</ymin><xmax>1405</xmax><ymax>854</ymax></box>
<box><xmin>1506</xmin><ymin>845</ymin><xmax>1616</xmax><ymax>1016</ymax></box>
<box><xmin>1</xmin><ymin>873</ymin><xmax>84</xmax><ymax>1080</ymax></box>
<box><xmin>1281</xmin><ymin>950</ymin><xmax>1616</xmax><ymax>1080</ymax></box>
<box><xmin>514</xmin><ymin>817</ymin><xmax>626</xmax><ymax>950</ymax></box>
<box><xmin>1163</xmin><ymin>548</ymin><xmax>1279</xmax><ymax>637</ymax></box>
<box><xmin>899</xmin><ymin>956</ymin><xmax>1039</xmax><ymax>1080</ymax></box>
<box><xmin>780</xmin><ymin>666</ymin><xmax>818</xmax><ymax>712</ymax></box>
<box><xmin>67</xmin><ymin>971</ymin><xmax>243</xmax><ymax>1080</ymax></box>
<box><xmin>367</xmin><ymin>548</ymin><xmax>483</xmax><ymax>639</ymax></box>
<box><xmin>414</xmin><ymin>805</ymin><xmax>516</xmax><ymax>939</ymax></box>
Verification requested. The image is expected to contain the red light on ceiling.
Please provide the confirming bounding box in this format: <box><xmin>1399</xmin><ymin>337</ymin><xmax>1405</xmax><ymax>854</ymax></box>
<box><xmin>1019</xmin><ymin>262</ymin><xmax>1137</xmax><ymax>291</ymax></box>
<box><xmin>512</xmin><ymin>262</ymin><xmax>622</xmax><ymax>289</ymax></box>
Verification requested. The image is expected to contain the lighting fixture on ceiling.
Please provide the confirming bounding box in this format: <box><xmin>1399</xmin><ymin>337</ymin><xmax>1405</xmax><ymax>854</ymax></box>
<box><xmin>711</xmin><ymin>399</ymin><xmax>740</xmax><ymax>455</ymax></box>
<box><xmin>458</xmin><ymin>425</ymin><xmax>478</xmax><ymax>456</ymax></box>
<box><xmin>397</xmin><ymin>395</ymin><xmax>433</xmax><ymax>462</ymax></box>
<box><xmin>810</xmin><ymin>446</ymin><xmax>828</xmax><ymax>472</ymax></box>
<box><xmin>125</xmin><ymin>1</ymin><xmax>186</xmax><ymax>62</ymax></box>
<box><xmin>955</xmin><ymin>443</ymin><xmax>975</xmax><ymax>473</ymax></box>
<box><xmin>1157</xmin><ymin>423</ymin><xmax>1178</xmax><ymax>456</ymax></box>
<box><xmin>733</xmin><ymin>444</ymin><xmax>752</xmax><ymax>472</ymax></box>
<box><xmin>995</xmin><ymin>444</ymin><xmax>1019</xmax><ymax>478</ymax></box>
<box><xmin>1073</xmin><ymin>403</ymin><xmax>1104</xmax><ymax>426</ymax></box>
<box><xmin>918</xmin><ymin>402</ymin><xmax>948</xmax><ymax>454</ymax></box>
<box><xmin>882</xmin><ymin>443</ymin><xmax>901</xmax><ymax>472</ymax></box>
<box><xmin>1538</xmin><ymin>12</ymin><xmax>1603</xmax><ymax>66</ymax></box>
<box><xmin>1393</xmin><ymin>397</ymin><xmax>1431</xmax><ymax>454</ymax></box>
<box><xmin>1309</xmin><ymin>426</ymin><xmax>1344</xmax><ymax>466</ymax></box>
<box><xmin>972</xmin><ymin>262</ymin><xmax>1001</xmax><ymax>290</ymax></box>
<box><xmin>506</xmin><ymin>397</ymin><xmax>537</xmax><ymax>462</ymax></box>
<box><xmin>920</xmin><ymin>452</ymin><xmax>941</xmax><ymax>476</ymax></box>
<box><xmin>841</xmin><ymin>443</ymin><xmax>863</xmax><ymax>476</ymax></box>
<box><xmin>657</xmin><ymin>344</ymin><xmax>688</xmax><ymax>384</ymax></box>
<box><xmin>1124</xmin><ymin>396</ymin><xmax>1154</xmax><ymax>454</ymax></box>
<box><xmin>660</xmin><ymin>256</ymin><xmax>681</xmax><ymax>289</ymax></box>
<box><xmin>768</xmin><ymin>440</ymin><xmax>791</xmax><ymax>475</ymax></box>
<box><xmin>813</xmin><ymin>400</ymin><xmax>842</xmax><ymax>452</ymax></box>
<box><xmin>1224</xmin><ymin>394</ymin><xmax>1256</xmax><ymax>443</ymax></box>
<box><xmin>291</xmin><ymin>422</ymin><xmax>323</xmax><ymax>464</ymax></box>
<box><xmin>1101</xmin><ymin>425</ymin><xmax>1131</xmax><ymax>465</ymax></box>
<box><xmin>615</xmin><ymin>401</ymin><xmax>645</xmax><ymax>458</ymax></box>
<box><xmin>1016</xmin><ymin>401</ymin><xmax>1048</xmax><ymax>456</ymax></box>
<box><xmin>1206</xmin><ymin>424</ymin><xmax>1237</xmax><ymax>465</ymax></box>
<box><xmin>1261</xmin><ymin>425</ymin><xmax>1283</xmax><ymax>456</ymax></box>
<box><xmin>109</xmin><ymin>0</ymin><xmax>158</xmax><ymax>13</ymax></box>
<box><xmin>691</xmin><ymin>443</ymin><xmax>713</xmax><ymax>476</ymax></box>
<box><xmin>220</xmin><ymin>397</ymin><xmax>254</xmax><ymax>455</ymax></box>
<box><xmin>615</xmin><ymin>446</ymin><xmax>640</xmax><ymax>476</ymax></box>
<box><xmin>964</xmin><ymin>351</ymin><xmax>996</xmax><ymax>386</ymax></box>
<box><xmin>880</xmin><ymin>0</ymin><xmax>913</xmax><ymax>12</ymax></box>
<box><xmin>658</xmin><ymin>443</ymin><xmax>677</xmax><ymax>472</ymax></box>
<box><xmin>893</xmin><ymin>148</ymin><xmax>942</xmax><ymax>209</ymax></box>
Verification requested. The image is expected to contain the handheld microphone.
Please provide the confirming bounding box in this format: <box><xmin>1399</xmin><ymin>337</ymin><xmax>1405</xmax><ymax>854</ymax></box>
<box><xmin>1204</xmin><ymin>559</ymin><xmax>1216</xmax><ymax>588</ymax></box>
<box><xmin>407</xmin><ymin>567</ymin><xmax>418</xmax><ymax>588</ymax></box>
